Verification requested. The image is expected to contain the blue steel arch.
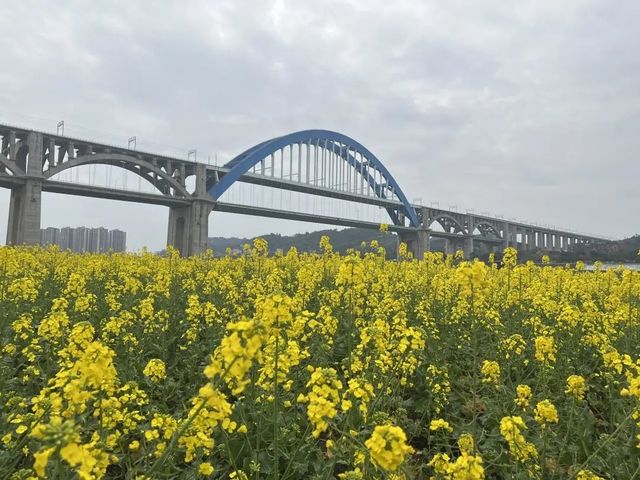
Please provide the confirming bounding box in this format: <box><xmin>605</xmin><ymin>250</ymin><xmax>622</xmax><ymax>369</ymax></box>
<box><xmin>209</xmin><ymin>130</ymin><xmax>420</xmax><ymax>227</ymax></box>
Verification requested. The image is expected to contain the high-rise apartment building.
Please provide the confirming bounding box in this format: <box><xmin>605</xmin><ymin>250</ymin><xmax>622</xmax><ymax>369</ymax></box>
<box><xmin>109</xmin><ymin>229</ymin><xmax>127</xmax><ymax>252</ymax></box>
<box><xmin>96</xmin><ymin>227</ymin><xmax>110</xmax><ymax>252</ymax></box>
<box><xmin>72</xmin><ymin>227</ymin><xmax>89</xmax><ymax>253</ymax></box>
<box><xmin>38</xmin><ymin>226</ymin><xmax>127</xmax><ymax>252</ymax></box>
<box><xmin>88</xmin><ymin>228</ymin><xmax>109</xmax><ymax>252</ymax></box>
<box><xmin>40</xmin><ymin>227</ymin><xmax>58</xmax><ymax>246</ymax></box>
<box><xmin>59</xmin><ymin>227</ymin><xmax>74</xmax><ymax>250</ymax></box>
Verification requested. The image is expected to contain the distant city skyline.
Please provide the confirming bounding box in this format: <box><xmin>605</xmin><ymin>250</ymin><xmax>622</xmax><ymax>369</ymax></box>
<box><xmin>40</xmin><ymin>226</ymin><xmax>126</xmax><ymax>253</ymax></box>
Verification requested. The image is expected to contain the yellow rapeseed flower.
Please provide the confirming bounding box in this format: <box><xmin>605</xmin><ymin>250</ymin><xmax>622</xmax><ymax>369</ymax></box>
<box><xmin>430</xmin><ymin>418</ymin><xmax>454</xmax><ymax>433</ymax></box>
<box><xmin>499</xmin><ymin>416</ymin><xmax>538</xmax><ymax>463</ymax></box>
<box><xmin>534</xmin><ymin>400</ymin><xmax>559</xmax><ymax>427</ymax></box>
<box><xmin>534</xmin><ymin>336</ymin><xmax>556</xmax><ymax>365</ymax></box>
<box><xmin>365</xmin><ymin>424</ymin><xmax>413</xmax><ymax>472</ymax></box>
<box><xmin>199</xmin><ymin>462</ymin><xmax>215</xmax><ymax>476</ymax></box>
<box><xmin>515</xmin><ymin>384</ymin><xmax>532</xmax><ymax>408</ymax></box>
<box><xmin>457</xmin><ymin>433</ymin><xmax>475</xmax><ymax>454</ymax></box>
<box><xmin>481</xmin><ymin>360</ymin><xmax>501</xmax><ymax>387</ymax></box>
<box><xmin>565</xmin><ymin>375</ymin><xmax>587</xmax><ymax>401</ymax></box>
<box><xmin>143</xmin><ymin>359</ymin><xmax>166</xmax><ymax>382</ymax></box>
<box><xmin>576</xmin><ymin>469</ymin><xmax>604</xmax><ymax>480</ymax></box>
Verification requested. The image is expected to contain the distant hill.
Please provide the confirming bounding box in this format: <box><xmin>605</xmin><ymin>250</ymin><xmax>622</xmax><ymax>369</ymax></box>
<box><xmin>208</xmin><ymin>227</ymin><xmax>446</xmax><ymax>259</ymax></box>
<box><xmin>558</xmin><ymin>234</ymin><xmax>640</xmax><ymax>263</ymax></box>
<box><xmin>208</xmin><ymin>229</ymin><xmax>639</xmax><ymax>263</ymax></box>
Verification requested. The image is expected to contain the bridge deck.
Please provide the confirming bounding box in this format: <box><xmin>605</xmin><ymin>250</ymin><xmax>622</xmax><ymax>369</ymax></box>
<box><xmin>0</xmin><ymin>123</ymin><xmax>609</xmax><ymax>252</ymax></box>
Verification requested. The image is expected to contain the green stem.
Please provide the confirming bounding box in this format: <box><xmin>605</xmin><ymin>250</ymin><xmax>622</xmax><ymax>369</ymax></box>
<box><xmin>280</xmin><ymin>423</ymin><xmax>311</xmax><ymax>480</ymax></box>
<box><xmin>541</xmin><ymin>427</ymin><xmax>548</xmax><ymax>477</ymax></box>
<box><xmin>273</xmin><ymin>328</ymin><xmax>279</xmax><ymax>479</ymax></box>
<box><xmin>148</xmin><ymin>356</ymin><xmax>240</xmax><ymax>474</ymax></box>
<box><xmin>148</xmin><ymin>395</ymin><xmax>208</xmax><ymax>475</ymax></box>
<box><xmin>557</xmin><ymin>399</ymin><xmax>576</xmax><ymax>466</ymax></box>
<box><xmin>571</xmin><ymin>409</ymin><xmax>634</xmax><ymax>478</ymax></box>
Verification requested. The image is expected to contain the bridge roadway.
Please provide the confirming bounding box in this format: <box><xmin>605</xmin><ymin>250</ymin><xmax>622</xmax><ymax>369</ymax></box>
<box><xmin>0</xmin><ymin>123</ymin><xmax>607</xmax><ymax>256</ymax></box>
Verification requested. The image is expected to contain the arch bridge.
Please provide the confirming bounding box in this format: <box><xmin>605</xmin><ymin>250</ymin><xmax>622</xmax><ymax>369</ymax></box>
<box><xmin>0</xmin><ymin>123</ymin><xmax>606</xmax><ymax>256</ymax></box>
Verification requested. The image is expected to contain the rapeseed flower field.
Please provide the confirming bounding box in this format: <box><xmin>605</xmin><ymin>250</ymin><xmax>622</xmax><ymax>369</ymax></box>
<box><xmin>1</xmin><ymin>240</ymin><xmax>639</xmax><ymax>479</ymax></box>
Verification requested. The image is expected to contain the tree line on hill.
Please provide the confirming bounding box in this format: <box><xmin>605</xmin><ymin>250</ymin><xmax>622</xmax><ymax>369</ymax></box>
<box><xmin>208</xmin><ymin>228</ymin><xmax>639</xmax><ymax>263</ymax></box>
<box><xmin>556</xmin><ymin>234</ymin><xmax>640</xmax><ymax>263</ymax></box>
<box><xmin>208</xmin><ymin>228</ymin><xmax>448</xmax><ymax>259</ymax></box>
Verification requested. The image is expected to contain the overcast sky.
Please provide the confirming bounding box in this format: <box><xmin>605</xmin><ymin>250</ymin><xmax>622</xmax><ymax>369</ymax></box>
<box><xmin>0</xmin><ymin>0</ymin><xmax>638</xmax><ymax>250</ymax></box>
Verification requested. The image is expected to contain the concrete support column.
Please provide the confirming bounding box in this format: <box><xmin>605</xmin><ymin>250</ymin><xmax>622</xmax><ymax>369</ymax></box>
<box><xmin>517</xmin><ymin>229</ymin><xmax>524</xmax><ymax>250</ymax></box>
<box><xmin>442</xmin><ymin>238</ymin><xmax>452</xmax><ymax>255</ymax></box>
<box><xmin>502</xmin><ymin>222</ymin><xmax>510</xmax><ymax>250</ymax></box>
<box><xmin>167</xmin><ymin>199</ymin><xmax>213</xmax><ymax>256</ymax></box>
<box><xmin>167</xmin><ymin>164</ymin><xmax>214</xmax><ymax>256</ymax></box>
<box><xmin>464</xmin><ymin>215</ymin><xmax>474</xmax><ymax>258</ymax></box>
<box><xmin>398</xmin><ymin>229</ymin><xmax>430</xmax><ymax>259</ymax></box>
<box><xmin>464</xmin><ymin>237</ymin><xmax>474</xmax><ymax>258</ymax></box>
<box><xmin>6</xmin><ymin>132</ymin><xmax>43</xmax><ymax>246</ymax></box>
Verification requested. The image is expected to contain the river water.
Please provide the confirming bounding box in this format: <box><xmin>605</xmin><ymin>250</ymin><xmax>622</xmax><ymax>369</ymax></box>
<box><xmin>584</xmin><ymin>263</ymin><xmax>640</xmax><ymax>271</ymax></box>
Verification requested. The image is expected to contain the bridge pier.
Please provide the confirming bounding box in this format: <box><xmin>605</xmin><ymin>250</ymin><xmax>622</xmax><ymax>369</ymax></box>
<box><xmin>167</xmin><ymin>200</ymin><xmax>213</xmax><ymax>256</ymax></box>
<box><xmin>444</xmin><ymin>239</ymin><xmax>452</xmax><ymax>255</ymax></box>
<box><xmin>7</xmin><ymin>179</ymin><xmax>42</xmax><ymax>245</ymax></box>
<box><xmin>502</xmin><ymin>223</ymin><xmax>510</xmax><ymax>250</ymax></box>
<box><xmin>398</xmin><ymin>229</ymin><xmax>430</xmax><ymax>259</ymax></box>
<box><xmin>465</xmin><ymin>216</ymin><xmax>474</xmax><ymax>258</ymax></box>
<box><xmin>167</xmin><ymin>164</ymin><xmax>213</xmax><ymax>256</ymax></box>
<box><xmin>464</xmin><ymin>236</ymin><xmax>474</xmax><ymax>258</ymax></box>
<box><xmin>443</xmin><ymin>238</ymin><xmax>466</xmax><ymax>256</ymax></box>
<box><xmin>520</xmin><ymin>231</ymin><xmax>526</xmax><ymax>250</ymax></box>
<box><xmin>6</xmin><ymin>132</ymin><xmax>43</xmax><ymax>246</ymax></box>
